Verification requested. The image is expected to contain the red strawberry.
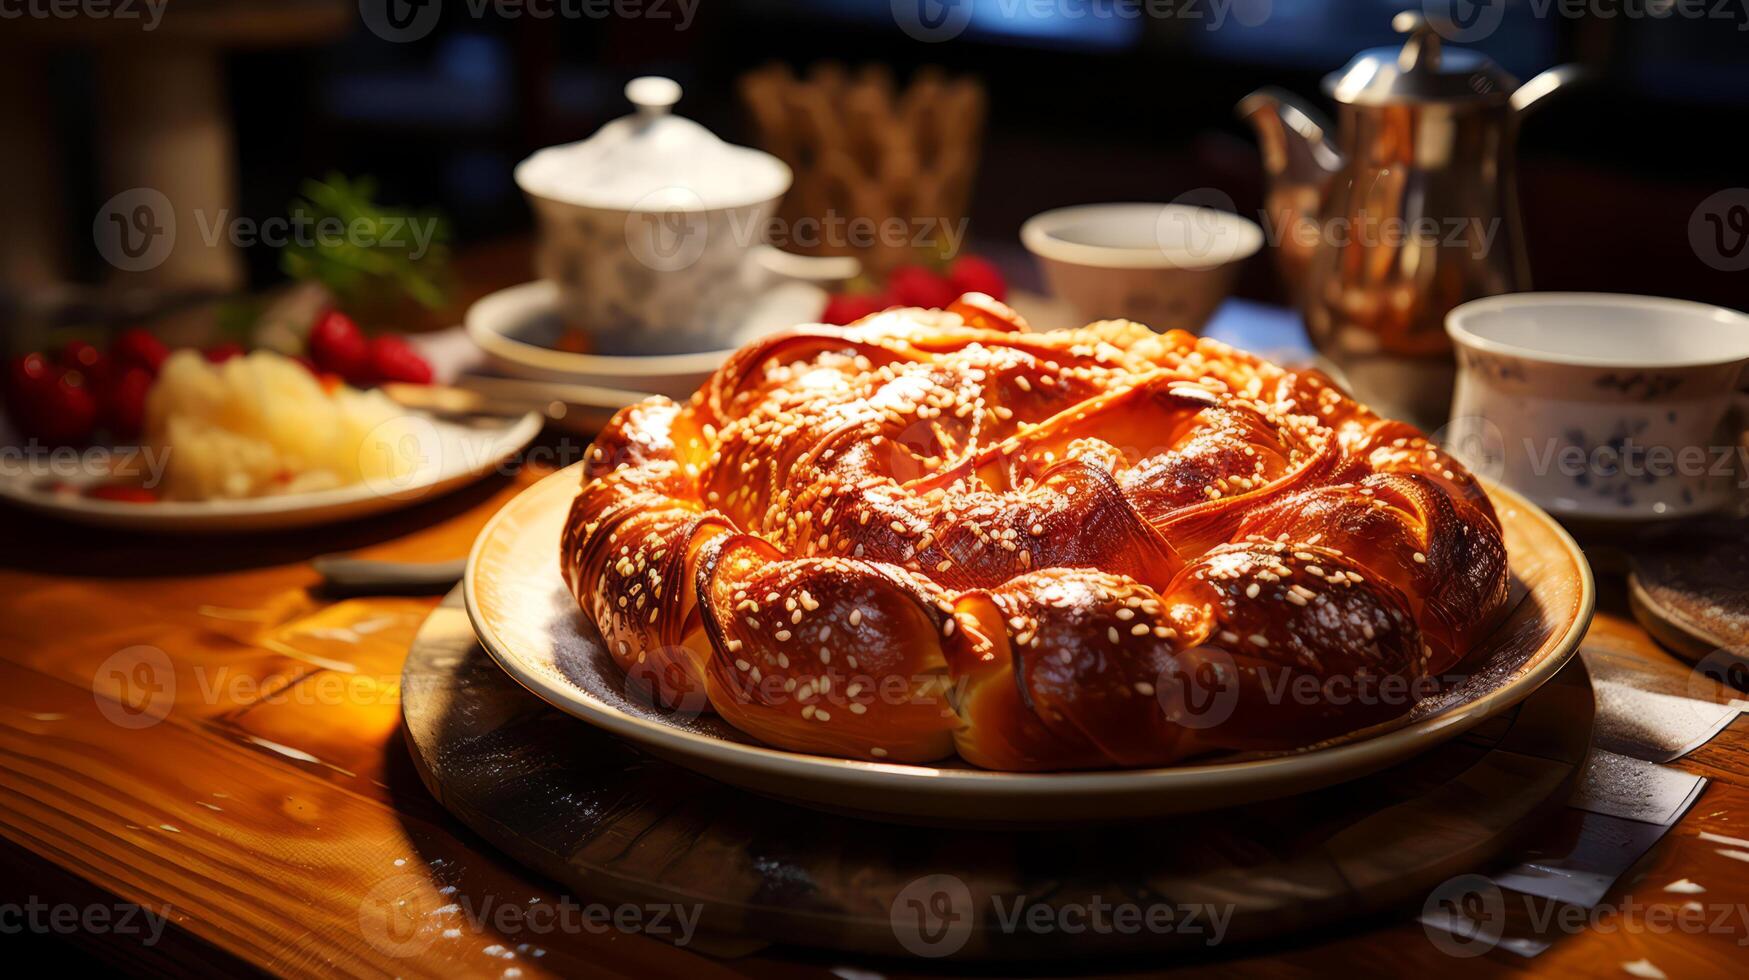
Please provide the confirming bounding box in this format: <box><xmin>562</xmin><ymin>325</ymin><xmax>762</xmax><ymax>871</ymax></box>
<box><xmin>33</xmin><ymin>368</ymin><xmax>99</xmax><ymax>445</ymax></box>
<box><xmin>820</xmin><ymin>292</ymin><xmax>887</xmax><ymax>326</ymax></box>
<box><xmin>59</xmin><ymin>340</ymin><xmax>107</xmax><ymax>372</ymax></box>
<box><xmin>886</xmin><ymin>264</ymin><xmax>958</xmax><ymax>309</ymax></box>
<box><xmin>103</xmin><ymin>365</ymin><xmax>154</xmax><ymax>440</ymax></box>
<box><xmin>365</xmin><ymin>334</ymin><xmax>433</xmax><ymax>385</ymax></box>
<box><xmin>308</xmin><ymin>310</ymin><xmax>370</xmax><ymax>382</ymax></box>
<box><xmin>946</xmin><ymin>254</ymin><xmax>1007</xmax><ymax>302</ymax></box>
<box><xmin>68</xmin><ymin>342</ymin><xmax>115</xmax><ymax>401</ymax></box>
<box><xmin>5</xmin><ymin>352</ymin><xmax>55</xmax><ymax>434</ymax></box>
<box><xmin>204</xmin><ymin>342</ymin><xmax>246</xmax><ymax>363</ymax></box>
<box><xmin>111</xmin><ymin>328</ymin><xmax>169</xmax><ymax>375</ymax></box>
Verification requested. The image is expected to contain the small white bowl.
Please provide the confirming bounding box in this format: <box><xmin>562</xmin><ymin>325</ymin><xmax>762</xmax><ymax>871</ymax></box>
<box><xmin>1021</xmin><ymin>203</ymin><xmax>1264</xmax><ymax>331</ymax></box>
<box><xmin>1445</xmin><ymin>292</ymin><xmax>1749</xmax><ymax>521</ymax></box>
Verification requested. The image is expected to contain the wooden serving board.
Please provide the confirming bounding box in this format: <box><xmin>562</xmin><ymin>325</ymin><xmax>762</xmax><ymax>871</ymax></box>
<box><xmin>402</xmin><ymin>590</ymin><xmax>1595</xmax><ymax>961</ymax></box>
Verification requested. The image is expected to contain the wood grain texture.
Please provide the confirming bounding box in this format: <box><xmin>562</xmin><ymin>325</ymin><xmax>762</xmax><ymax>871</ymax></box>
<box><xmin>4</xmin><ymin>443</ymin><xmax>1749</xmax><ymax>977</ymax></box>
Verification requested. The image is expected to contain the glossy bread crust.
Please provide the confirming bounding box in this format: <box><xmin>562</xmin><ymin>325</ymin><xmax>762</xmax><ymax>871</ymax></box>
<box><xmin>560</xmin><ymin>294</ymin><xmax>1508</xmax><ymax>770</ymax></box>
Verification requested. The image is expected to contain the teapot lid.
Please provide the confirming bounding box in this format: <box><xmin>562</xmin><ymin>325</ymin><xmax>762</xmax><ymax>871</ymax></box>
<box><xmin>1323</xmin><ymin>12</ymin><xmax>1519</xmax><ymax>106</ymax></box>
<box><xmin>514</xmin><ymin>77</ymin><xmax>791</xmax><ymax>211</ymax></box>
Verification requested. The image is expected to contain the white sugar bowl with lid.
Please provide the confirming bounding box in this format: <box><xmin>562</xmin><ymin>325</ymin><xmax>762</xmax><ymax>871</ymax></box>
<box><xmin>516</xmin><ymin>77</ymin><xmax>855</xmax><ymax>356</ymax></box>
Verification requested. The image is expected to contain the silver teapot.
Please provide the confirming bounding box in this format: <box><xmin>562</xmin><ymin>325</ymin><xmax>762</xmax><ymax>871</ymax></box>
<box><xmin>1239</xmin><ymin>11</ymin><xmax>1579</xmax><ymax>427</ymax></box>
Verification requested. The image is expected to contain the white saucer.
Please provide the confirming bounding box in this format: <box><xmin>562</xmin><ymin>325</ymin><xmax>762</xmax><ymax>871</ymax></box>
<box><xmin>465</xmin><ymin>280</ymin><xmax>828</xmax><ymax>400</ymax></box>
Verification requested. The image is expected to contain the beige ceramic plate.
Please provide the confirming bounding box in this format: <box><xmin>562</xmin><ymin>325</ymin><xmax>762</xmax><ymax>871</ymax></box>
<box><xmin>465</xmin><ymin>466</ymin><xmax>1594</xmax><ymax>825</ymax></box>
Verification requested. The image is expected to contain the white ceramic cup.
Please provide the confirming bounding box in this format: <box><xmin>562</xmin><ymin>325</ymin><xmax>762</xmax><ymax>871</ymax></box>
<box><xmin>1020</xmin><ymin>203</ymin><xmax>1263</xmax><ymax>332</ymax></box>
<box><xmin>1445</xmin><ymin>293</ymin><xmax>1749</xmax><ymax>521</ymax></box>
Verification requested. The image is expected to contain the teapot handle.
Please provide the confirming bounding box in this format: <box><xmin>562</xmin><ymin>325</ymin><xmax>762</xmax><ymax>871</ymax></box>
<box><xmin>1511</xmin><ymin>64</ymin><xmax>1585</xmax><ymax>116</ymax></box>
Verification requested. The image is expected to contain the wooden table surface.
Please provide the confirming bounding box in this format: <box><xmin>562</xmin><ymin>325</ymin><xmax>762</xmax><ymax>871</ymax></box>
<box><xmin>4</xmin><ymin>459</ymin><xmax>1747</xmax><ymax>978</ymax></box>
<box><xmin>2</xmin><ymin>256</ymin><xmax>1746</xmax><ymax>975</ymax></box>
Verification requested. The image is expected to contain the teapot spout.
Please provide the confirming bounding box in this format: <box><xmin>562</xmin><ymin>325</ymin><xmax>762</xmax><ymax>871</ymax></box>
<box><xmin>1236</xmin><ymin>87</ymin><xmax>1344</xmax><ymax>299</ymax></box>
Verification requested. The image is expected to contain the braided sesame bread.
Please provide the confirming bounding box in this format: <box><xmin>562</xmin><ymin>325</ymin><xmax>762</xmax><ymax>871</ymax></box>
<box><xmin>560</xmin><ymin>294</ymin><xmax>1508</xmax><ymax>770</ymax></box>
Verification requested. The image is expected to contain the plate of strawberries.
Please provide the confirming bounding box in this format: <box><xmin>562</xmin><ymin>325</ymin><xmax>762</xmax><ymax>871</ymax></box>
<box><xmin>1</xmin><ymin>311</ymin><xmax>539</xmax><ymax>532</ymax></box>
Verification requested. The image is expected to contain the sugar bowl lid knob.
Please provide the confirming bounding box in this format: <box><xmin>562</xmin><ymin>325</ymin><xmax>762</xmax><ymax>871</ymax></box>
<box><xmin>626</xmin><ymin>76</ymin><xmax>682</xmax><ymax>115</ymax></box>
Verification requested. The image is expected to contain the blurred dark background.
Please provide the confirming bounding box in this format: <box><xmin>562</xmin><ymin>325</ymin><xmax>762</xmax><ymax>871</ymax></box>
<box><xmin>3</xmin><ymin>0</ymin><xmax>1746</xmax><ymax>340</ymax></box>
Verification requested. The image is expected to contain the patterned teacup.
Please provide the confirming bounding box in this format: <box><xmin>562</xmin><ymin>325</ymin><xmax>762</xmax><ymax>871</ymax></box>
<box><xmin>1445</xmin><ymin>293</ymin><xmax>1749</xmax><ymax>521</ymax></box>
